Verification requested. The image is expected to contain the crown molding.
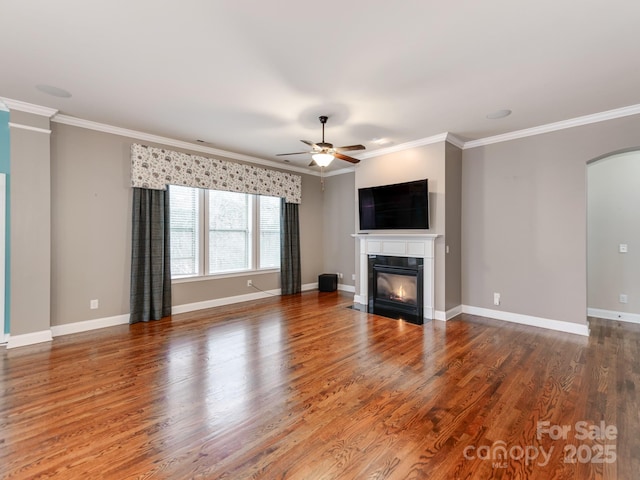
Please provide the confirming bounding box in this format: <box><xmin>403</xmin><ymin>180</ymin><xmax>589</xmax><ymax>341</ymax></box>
<box><xmin>463</xmin><ymin>103</ymin><xmax>640</xmax><ymax>149</ymax></box>
<box><xmin>52</xmin><ymin>114</ymin><xmax>313</xmax><ymax>176</ymax></box>
<box><xmin>357</xmin><ymin>133</ymin><xmax>450</xmax><ymax>160</ymax></box>
<box><xmin>324</xmin><ymin>165</ymin><xmax>356</xmax><ymax>177</ymax></box>
<box><xmin>6</xmin><ymin>96</ymin><xmax>640</xmax><ymax>170</ymax></box>
<box><xmin>445</xmin><ymin>133</ymin><xmax>465</xmax><ymax>149</ymax></box>
<box><xmin>8</xmin><ymin>122</ymin><xmax>52</xmax><ymax>134</ymax></box>
<box><xmin>0</xmin><ymin>97</ymin><xmax>58</xmax><ymax>117</ymax></box>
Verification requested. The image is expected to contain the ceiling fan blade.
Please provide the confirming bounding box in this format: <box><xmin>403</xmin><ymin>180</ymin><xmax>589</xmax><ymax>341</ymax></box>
<box><xmin>337</xmin><ymin>144</ymin><xmax>366</xmax><ymax>151</ymax></box>
<box><xmin>276</xmin><ymin>151</ymin><xmax>310</xmax><ymax>156</ymax></box>
<box><xmin>308</xmin><ymin>159</ymin><xmax>318</xmax><ymax>167</ymax></box>
<box><xmin>335</xmin><ymin>152</ymin><xmax>361</xmax><ymax>164</ymax></box>
<box><xmin>300</xmin><ymin>140</ymin><xmax>318</xmax><ymax>148</ymax></box>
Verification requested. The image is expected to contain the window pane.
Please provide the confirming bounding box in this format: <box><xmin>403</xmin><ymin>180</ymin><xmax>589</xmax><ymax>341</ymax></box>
<box><xmin>169</xmin><ymin>185</ymin><xmax>199</xmax><ymax>276</ymax></box>
<box><xmin>209</xmin><ymin>190</ymin><xmax>251</xmax><ymax>273</ymax></box>
<box><xmin>259</xmin><ymin>196</ymin><xmax>281</xmax><ymax>269</ymax></box>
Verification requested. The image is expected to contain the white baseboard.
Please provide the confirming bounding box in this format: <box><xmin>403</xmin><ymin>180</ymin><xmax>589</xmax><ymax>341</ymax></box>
<box><xmin>8</xmin><ymin>284</ymin><xmax>318</xmax><ymax>345</ymax></box>
<box><xmin>172</xmin><ymin>282</ymin><xmax>318</xmax><ymax>315</ymax></box>
<box><xmin>434</xmin><ymin>305</ymin><xmax>463</xmax><ymax>322</ymax></box>
<box><xmin>338</xmin><ymin>284</ymin><xmax>355</xmax><ymax>293</ymax></box>
<box><xmin>6</xmin><ymin>329</ymin><xmax>53</xmax><ymax>349</ymax></box>
<box><xmin>302</xmin><ymin>282</ymin><xmax>318</xmax><ymax>292</ymax></box>
<box><xmin>462</xmin><ymin>305</ymin><xmax>589</xmax><ymax>336</ymax></box>
<box><xmin>172</xmin><ymin>289</ymin><xmax>280</xmax><ymax>315</ymax></box>
<box><xmin>51</xmin><ymin>314</ymin><xmax>130</xmax><ymax>337</ymax></box>
<box><xmin>588</xmin><ymin>307</ymin><xmax>640</xmax><ymax>325</ymax></box>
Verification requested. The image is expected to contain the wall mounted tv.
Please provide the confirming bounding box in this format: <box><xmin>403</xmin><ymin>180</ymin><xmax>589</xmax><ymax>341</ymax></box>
<box><xmin>358</xmin><ymin>179</ymin><xmax>429</xmax><ymax>230</ymax></box>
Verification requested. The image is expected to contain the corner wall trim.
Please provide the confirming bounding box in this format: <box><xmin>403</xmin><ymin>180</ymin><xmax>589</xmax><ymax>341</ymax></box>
<box><xmin>50</xmin><ymin>314</ymin><xmax>131</xmax><ymax>337</ymax></box>
<box><xmin>462</xmin><ymin>305</ymin><xmax>589</xmax><ymax>336</ymax></box>
<box><xmin>588</xmin><ymin>308</ymin><xmax>640</xmax><ymax>325</ymax></box>
<box><xmin>434</xmin><ymin>305</ymin><xmax>463</xmax><ymax>322</ymax></box>
<box><xmin>6</xmin><ymin>330</ymin><xmax>53</xmax><ymax>349</ymax></box>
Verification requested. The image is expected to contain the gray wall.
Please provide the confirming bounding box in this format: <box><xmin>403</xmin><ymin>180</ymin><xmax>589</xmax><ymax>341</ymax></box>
<box><xmin>588</xmin><ymin>150</ymin><xmax>640</xmax><ymax>313</ymax></box>
<box><xmin>49</xmin><ymin>122</ymin><xmax>324</xmax><ymax>327</ymax></box>
<box><xmin>322</xmin><ymin>172</ymin><xmax>356</xmax><ymax>288</ymax></box>
<box><xmin>462</xmin><ymin>114</ymin><xmax>640</xmax><ymax>325</ymax></box>
<box><xmin>51</xmin><ymin>124</ymin><xmax>132</xmax><ymax>325</ymax></box>
<box><xmin>10</xmin><ymin>111</ymin><xmax>52</xmax><ymax>336</ymax></box>
<box><xmin>445</xmin><ymin>142</ymin><xmax>462</xmax><ymax>311</ymax></box>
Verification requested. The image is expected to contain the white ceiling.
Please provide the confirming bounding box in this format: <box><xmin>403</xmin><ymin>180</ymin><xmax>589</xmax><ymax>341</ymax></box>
<box><xmin>1</xmin><ymin>0</ymin><xmax>639</xmax><ymax>172</ymax></box>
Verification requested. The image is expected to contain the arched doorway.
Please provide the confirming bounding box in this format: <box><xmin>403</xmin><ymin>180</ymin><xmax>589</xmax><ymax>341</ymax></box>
<box><xmin>587</xmin><ymin>148</ymin><xmax>640</xmax><ymax>324</ymax></box>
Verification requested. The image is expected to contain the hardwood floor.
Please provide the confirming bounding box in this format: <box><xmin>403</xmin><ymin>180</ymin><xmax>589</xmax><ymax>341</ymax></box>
<box><xmin>1</xmin><ymin>291</ymin><xmax>638</xmax><ymax>479</ymax></box>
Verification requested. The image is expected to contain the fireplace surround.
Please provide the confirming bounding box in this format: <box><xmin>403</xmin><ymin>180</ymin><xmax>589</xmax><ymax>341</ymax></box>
<box><xmin>353</xmin><ymin>234</ymin><xmax>438</xmax><ymax>324</ymax></box>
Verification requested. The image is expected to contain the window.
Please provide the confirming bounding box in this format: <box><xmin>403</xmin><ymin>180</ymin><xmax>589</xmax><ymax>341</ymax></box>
<box><xmin>209</xmin><ymin>190</ymin><xmax>251</xmax><ymax>273</ymax></box>
<box><xmin>169</xmin><ymin>185</ymin><xmax>200</xmax><ymax>276</ymax></box>
<box><xmin>169</xmin><ymin>186</ymin><xmax>281</xmax><ymax>278</ymax></box>
<box><xmin>259</xmin><ymin>195</ymin><xmax>281</xmax><ymax>269</ymax></box>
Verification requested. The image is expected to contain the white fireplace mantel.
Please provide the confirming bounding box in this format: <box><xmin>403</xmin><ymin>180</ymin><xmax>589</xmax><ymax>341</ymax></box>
<box><xmin>352</xmin><ymin>233</ymin><xmax>439</xmax><ymax>321</ymax></box>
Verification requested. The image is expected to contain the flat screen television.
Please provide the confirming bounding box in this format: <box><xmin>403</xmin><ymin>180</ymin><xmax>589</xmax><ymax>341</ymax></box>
<box><xmin>358</xmin><ymin>179</ymin><xmax>429</xmax><ymax>230</ymax></box>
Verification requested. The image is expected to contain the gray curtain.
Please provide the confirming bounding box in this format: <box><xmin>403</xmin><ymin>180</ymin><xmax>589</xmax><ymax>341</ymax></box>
<box><xmin>280</xmin><ymin>198</ymin><xmax>301</xmax><ymax>295</ymax></box>
<box><xmin>130</xmin><ymin>187</ymin><xmax>172</xmax><ymax>323</ymax></box>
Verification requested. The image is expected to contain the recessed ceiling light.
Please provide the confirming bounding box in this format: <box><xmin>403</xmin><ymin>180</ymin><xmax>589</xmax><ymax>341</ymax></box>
<box><xmin>36</xmin><ymin>84</ymin><xmax>72</xmax><ymax>98</ymax></box>
<box><xmin>486</xmin><ymin>109</ymin><xmax>512</xmax><ymax>119</ymax></box>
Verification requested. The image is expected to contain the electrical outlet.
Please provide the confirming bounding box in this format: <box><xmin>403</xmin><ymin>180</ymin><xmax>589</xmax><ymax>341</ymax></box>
<box><xmin>337</xmin><ymin>272</ymin><xmax>343</xmax><ymax>279</ymax></box>
<box><xmin>90</xmin><ymin>299</ymin><xmax>99</xmax><ymax>310</ymax></box>
<box><xmin>493</xmin><ymin>293</ymin><xmax>501</xmax><ymax>306</ymax></box>
<box><xmin>619</xmin><ymin>294</ymin><xmax>628</xmax><ymax>304</ymax></box>
<box><xmin>352</xmin><ymin>274</ymin><xmax>356</xmax><ymax>281</ymax></box>
<box><xmin>619</xmin><ymin>244</ymin><xmax>628</xmax><ymax>253</ymax></box>
<box><xmin>247</xmin><ymin>279</ymin><xmax>252</xmax><ymax>287</ymax></box>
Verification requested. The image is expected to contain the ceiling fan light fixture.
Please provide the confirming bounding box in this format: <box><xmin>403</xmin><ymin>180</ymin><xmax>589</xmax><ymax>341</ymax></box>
<box><xmin>312</xmin><ymin>152</ymin><xmax>334</xmax><ymax>167</ymax></box>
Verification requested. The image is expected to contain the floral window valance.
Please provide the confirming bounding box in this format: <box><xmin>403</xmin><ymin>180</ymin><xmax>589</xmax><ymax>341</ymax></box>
<box><xmin>131</xmin><ymin>143</ymin><xmax>302</xmax><ymax>204</ymax></box>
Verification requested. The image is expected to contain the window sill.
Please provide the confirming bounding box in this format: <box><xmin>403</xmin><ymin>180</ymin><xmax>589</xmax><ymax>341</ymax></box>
<box><xmin>172</xmin><ymin>268</ymin><xmax>280</xmax><ymax>284</ymax></box>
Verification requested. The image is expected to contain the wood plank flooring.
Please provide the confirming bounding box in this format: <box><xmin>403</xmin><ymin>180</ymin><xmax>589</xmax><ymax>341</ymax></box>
<box><xmin>1</xmin><ymin>291</ymin><xmax>638</xmax><ymax>479</ymax></box>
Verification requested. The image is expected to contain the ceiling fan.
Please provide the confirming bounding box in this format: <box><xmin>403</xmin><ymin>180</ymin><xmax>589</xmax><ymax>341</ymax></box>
<box><xmin>277</xmin><ymin>116</ymin><xmax>365</xmax><ymax>167</ymax></box>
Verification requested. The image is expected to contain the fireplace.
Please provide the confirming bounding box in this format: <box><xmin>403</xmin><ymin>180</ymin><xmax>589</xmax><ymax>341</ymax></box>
<box><xmin>353</xmin><ymin>233</ymin><xmax>437</xmax><ymax>323</ymax></box>
<box><xmin>368</xmin><ymin>255</ymin><xmax>424</xmax><ymax>324</ymax></box>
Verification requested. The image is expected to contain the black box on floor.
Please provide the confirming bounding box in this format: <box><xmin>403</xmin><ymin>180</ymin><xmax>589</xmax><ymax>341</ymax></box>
<box><xmin>318</xmin><ymin>273</ymin><xmax>338</xmax><ymax>292</ymax></box>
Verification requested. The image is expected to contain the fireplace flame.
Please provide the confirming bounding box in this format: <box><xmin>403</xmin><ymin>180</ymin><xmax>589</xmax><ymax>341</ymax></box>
<box><xmin>390</xmin><ymin>284</ymin><xmax>406</xmax><ymax>302</ymax></box>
